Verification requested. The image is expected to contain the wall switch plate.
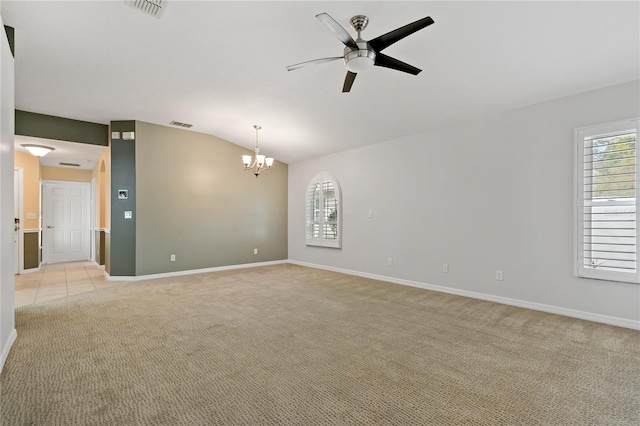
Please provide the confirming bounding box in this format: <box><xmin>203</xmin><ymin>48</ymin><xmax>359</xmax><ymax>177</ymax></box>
<box><xmin>442</xmin><ymin>263</ymin><xmax>449</xmax><ymax>273</ymax></box>
<box><xmin>496</xmin><ymin>270</ymin><xmax>504</xmax><ymax>281</ymax></box>
<box><xmin>368</xmin><ymin>210</ymin><xmax>373</xmax><ymax>218</ymax></box>
<box><xmin>387</xmin><ymin>257</ymin><xmax>393</xmax><ymax>266</ymax></box>
<box><xmin>27</xmin><ymin>212</ymin><xmax>37</xmax><ymax>220</ymax></box>
<box><xmin>124</xmin><ymin>211</ymin><xmax>132</xmax><ymax>219</ymax></box>
<box><xmin>170</xmin><ymin>254</ymin><xmax>176</xmax><ymax>262</ymax></box>
<box><xmin>254</xmin><ymin>248</ymin><xmax>258</xmax><ymax>255</ymax></box>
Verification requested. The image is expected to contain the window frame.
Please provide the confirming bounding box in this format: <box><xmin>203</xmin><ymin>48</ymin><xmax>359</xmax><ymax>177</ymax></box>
<box><xmin>305</xmin><ymin>172</ymin><xmax>342</xmax><ymax>248</ymax></box>
<box><xmin>574</xmin><ymin>118</ymin><xmax>639</xmax><ymax>284</ymax></box>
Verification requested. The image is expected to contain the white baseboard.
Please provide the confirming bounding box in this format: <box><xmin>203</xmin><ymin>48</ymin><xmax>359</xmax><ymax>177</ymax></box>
<box><xmin>105</xmin><ymin>260</ymin><xmax>288</xmax><ymax>282</ymax></box>
<box><xmin>0</xmin><ymin>328</ymin><xmax>17</xmax><ymax>374</ymax></box>
<box><xmin>288</xmin><ymin>260</ymin><xmax>640</xmax><ymax>330</ymax></box>
<box><xmin>20</xmin><ymin>264</ymin><xmax>41</xmax><ymax>274</ymax></box>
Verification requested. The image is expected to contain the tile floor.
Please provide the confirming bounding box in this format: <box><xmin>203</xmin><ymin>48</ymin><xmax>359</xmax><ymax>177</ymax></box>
<box><xmin>15</xmin><ymin>261</ymin><xmax>129</xmax><ymax>307</ymax></box>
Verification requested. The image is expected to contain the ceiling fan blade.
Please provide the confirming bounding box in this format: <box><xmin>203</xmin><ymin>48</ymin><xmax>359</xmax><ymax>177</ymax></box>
<box><xmin>374</xmin><ymin>53</ymin><xmax>421</xmax><ymax>75</ymax></box>
<box><xmin>316</xmin><ymin>13</ymin><xmax>358</xmax><ymax>49</ymax></box>
<box><xmin>342</xmin><ymin>71</ymin><xmax>357</xmax><ymax>92</ymax></box>
<box><xmin>286</xmin><ymin>57</ymin><xmax>343</xmax><ymax>72</ymax></box>
<box><xmin>369</xmin><ymin>16</ymin><xmax>434</xmax><ymax>52</ymax></box>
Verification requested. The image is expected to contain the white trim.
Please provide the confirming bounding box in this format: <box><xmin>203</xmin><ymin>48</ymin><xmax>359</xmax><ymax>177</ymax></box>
<box><xmin>104</xmin><ymin>260</ymin><xmax>288</xmax><ymax>282</ymax></box>
<box><xmin>21</xmin><ymin>265</ymin><xmax>42</xmax><ymax>274</ymax></box>
<box><xmin>574</xmin><ymin>118</ymin><xmax>640</xmax><ymax>284</ymax></box>
<box><xmin>288</xmin><ymin>260</ymin><xmax>640</xmax><ymax>330</ymax></box>
<box><xmin>14</xmin><ymin>167</ymin><xmax>23</xmax><ymax>275</ymax></box>
<box><xmin>90</xmin><ymin>177</ymin><xmax>96</xmax><ymax>263</ymax></box>
<box><xmin>0</xmin><ymin>328</ymin><xmax>17</xmax><ymax>373</ymax></box>
<box><xmin>21</xmin><ymin>228</ymin><xmax>42</xmax><ymax>273</ymax></box>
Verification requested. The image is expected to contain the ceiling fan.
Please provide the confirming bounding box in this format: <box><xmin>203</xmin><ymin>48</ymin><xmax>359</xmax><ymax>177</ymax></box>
<box><xmin>286</xmin><ymin>13</ymin><xmax>435</xmax><ymax>93</ymax></box>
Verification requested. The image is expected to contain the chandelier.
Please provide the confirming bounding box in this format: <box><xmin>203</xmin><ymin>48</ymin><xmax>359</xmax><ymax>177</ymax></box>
<box><xmin>242</xmin><ymin>125</ymin><xmax>274</xmax><ymax>177</ymax></box>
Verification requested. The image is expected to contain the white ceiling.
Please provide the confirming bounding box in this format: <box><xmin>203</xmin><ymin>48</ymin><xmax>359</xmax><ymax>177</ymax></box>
<box><xmin>2</xmin><ymin>1</ymin><xmax>638</xmax><ymax>165</ymax></box>
<box><xmin>15</xmin><ymin>135</ymin><xmax>106</xmax><ymax>170</ymax></box>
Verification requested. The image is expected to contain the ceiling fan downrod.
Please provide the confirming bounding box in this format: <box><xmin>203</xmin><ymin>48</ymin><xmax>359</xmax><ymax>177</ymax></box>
<box><xmin>349</xmin><ymin>15</ymin><xmax>369</xmax><ymax>40</ymax></box>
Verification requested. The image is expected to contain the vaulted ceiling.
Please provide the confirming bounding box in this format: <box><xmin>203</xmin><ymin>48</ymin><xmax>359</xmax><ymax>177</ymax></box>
<box><xmin>2</xmin><ymin>1</ymin><xmax>638</xmax><ymax>165</ymax></box>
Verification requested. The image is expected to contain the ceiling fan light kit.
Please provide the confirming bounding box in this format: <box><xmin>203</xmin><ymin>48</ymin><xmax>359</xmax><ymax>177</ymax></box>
<box><xmin>344</xmin><ymin>46</ymin><xmax>376</xmax><ymax>73</ymax></box>
<box><xmin>286</xmin><ymin>13</ymin><xmax>434</xmax><ymax>92</ymax></box>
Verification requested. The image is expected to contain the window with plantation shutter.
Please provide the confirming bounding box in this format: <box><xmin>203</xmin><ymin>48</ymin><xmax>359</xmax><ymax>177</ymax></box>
<box><xmin>576</xmin><ymin>118</ymin><xmax>639</xmax><ymax>283</ymax></box>
<box><xmin>306</xmin><ymin>172</ymin><xmax>341</xmax><ymax>248</ymax></box>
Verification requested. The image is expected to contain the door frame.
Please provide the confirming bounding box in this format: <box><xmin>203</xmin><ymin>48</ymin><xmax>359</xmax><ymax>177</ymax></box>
<box><xmin>90</xmin><ymin>177</ymin><xmax>96</xmax><ymax>263</ymax></box>
<box><xmin>13</xmin><ymin>167</ymin><xmax>23</xmax><ymax>274</ymax></box>
<box><xmin>42</xmin><ymin>180</ymin><xmax>91</xmax><ymax>264</ymax></box>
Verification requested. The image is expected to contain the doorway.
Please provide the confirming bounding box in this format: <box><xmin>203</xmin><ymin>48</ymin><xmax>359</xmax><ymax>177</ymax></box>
<box><xmin>14</xmin><ymin>168</ymin><xmax>23</xmax><ymax>274</ymax></box>
<box><xmin>42</xmin><ymin>181</ymin><xmax>91</xmax><ymax>264</ymax></box>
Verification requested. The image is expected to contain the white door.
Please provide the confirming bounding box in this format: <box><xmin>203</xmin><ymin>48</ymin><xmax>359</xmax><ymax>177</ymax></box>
<box><xmin>14</xmin><ymin>168</ymin><xmax>21</xmax><ymax>274</ymax></box>
<box><xmin>44</xmin><ymin>181</ymin><xmax>91</xmax><ymax>263</ymax></box>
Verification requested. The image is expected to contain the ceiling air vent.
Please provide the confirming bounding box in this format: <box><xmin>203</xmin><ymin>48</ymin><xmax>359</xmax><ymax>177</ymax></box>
<box><xmin>125</xmin><ymin>0</ymin><xmax>167</xmax><ymax>19</ymax></box>
<box><xmin>60</xmin><ymin>162</ymin><xmax>81</xmax><ymax>167</ymax></box>
<box><xmin>170</xmin><ymin>120</ymin><xmax>193</xmax><ymax>128</ymax></box>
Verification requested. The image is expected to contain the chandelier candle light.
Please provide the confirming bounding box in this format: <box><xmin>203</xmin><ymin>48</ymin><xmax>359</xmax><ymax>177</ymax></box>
<box><xmin>242</xmin><ymin>125</ymin><xmax>274</xmax><ymax>177</ymax></box>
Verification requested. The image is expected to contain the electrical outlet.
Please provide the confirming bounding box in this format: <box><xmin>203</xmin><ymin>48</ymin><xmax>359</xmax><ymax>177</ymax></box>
<box><xmin>254</xmin><ymin>248</ymin><xmax>258</xmax><ymax>255</ymax></box>
<box><xmin>442</xmin><ymin>263</ymin><xmax>449</xmax><ymax>273</ymax></box>
<box><xmin>387</xmin><ymin>257</ymin><xmax>393</xmax><ymax>266</ymax></box>
<box><xmin>170</xmin><ymin>254</ymin><xmax>176</xmax><ymax>262</ymax></box>
<box><xmin>496</xmin><ymin>270</ymin><xmax>503</xmax><ymax>281</ymax></box>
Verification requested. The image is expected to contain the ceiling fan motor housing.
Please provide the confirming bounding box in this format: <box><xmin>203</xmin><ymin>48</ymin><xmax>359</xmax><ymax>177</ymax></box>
<box><xmin>344</xmin><ymin>42</ymin><xmax>376</xmax><ymax>73</ymax></box>
<box><xmin>344</xmin><ymin>15</ymin><xmax>375</xmax><ymax>73</ymax></box>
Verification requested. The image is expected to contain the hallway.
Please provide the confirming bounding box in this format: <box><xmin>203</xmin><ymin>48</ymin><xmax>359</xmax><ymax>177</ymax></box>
<box><xmin>15</xmin><ymin>262</ymin><xmax>128</xmax><ymax>307</ymax></box>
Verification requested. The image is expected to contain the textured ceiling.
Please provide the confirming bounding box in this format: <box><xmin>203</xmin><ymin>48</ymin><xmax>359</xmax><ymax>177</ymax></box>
<box><xmin>2</xmin><ymin>1</ymin><xmax>639</xmax><ymax>165</ymax></box>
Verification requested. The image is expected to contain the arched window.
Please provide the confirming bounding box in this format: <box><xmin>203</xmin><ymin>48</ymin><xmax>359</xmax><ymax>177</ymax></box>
<box><xmin>306</xmin><ymin>172</ymin><xmax>341</xmax><ymax>248</ymax></box>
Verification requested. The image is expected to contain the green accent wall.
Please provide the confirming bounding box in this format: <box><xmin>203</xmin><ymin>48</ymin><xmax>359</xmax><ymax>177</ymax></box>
<box><xmin>23</xmin><ymin>231</ymin><xmax>39</xmax><ymax>270</ymax></box>
<box><xmin>109</xmin><ymin>121</ymin><xmax>136</xmax><ymax>276</ymax></box>
<box><xmin>97</xmin><ymin>230</ymin><xmax>105</xmax><ymax>266</ymax></box>
<box><xmin>15</xmin><ymin>110</ymin><xmax>108</xmax><ymax>146</ymax></box>
<box><xmin>4</xmin><ymin>26</ymin><xmax>14</xmax><ymax>57</ymax></box>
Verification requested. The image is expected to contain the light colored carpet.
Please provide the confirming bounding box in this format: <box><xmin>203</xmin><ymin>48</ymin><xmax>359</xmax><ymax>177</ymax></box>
<box><xmin>1</xmin><ymin>264</ymin><xmax>638</xmax><ymax>425</ymax></box>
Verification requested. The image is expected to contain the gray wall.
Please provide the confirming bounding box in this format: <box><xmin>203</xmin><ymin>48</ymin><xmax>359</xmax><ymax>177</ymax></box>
<box><xmin>288</xmin><ymin>80</ymin><xmax>640</xmax><ymax>325</ymax></box>
<box><xmin>135</xmin><ymin>121</ymin><xmax>287</xmax><ymax>275</ymax></box>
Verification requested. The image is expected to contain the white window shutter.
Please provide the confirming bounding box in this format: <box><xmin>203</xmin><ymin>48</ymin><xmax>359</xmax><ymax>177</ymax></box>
<box><xmin>305</xmin><ymin>172</ymin><xmax>342</xmax><ymax>248</ymax></box>
<box><xmin>576</xmin><ymin>119</ymin><xmax>639</xmax><ymax>283</ymax></box>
